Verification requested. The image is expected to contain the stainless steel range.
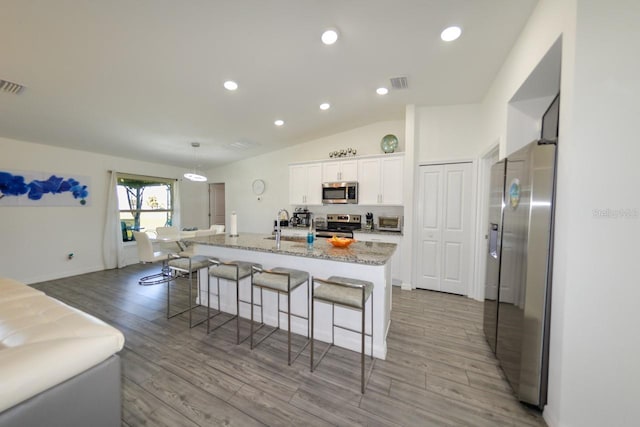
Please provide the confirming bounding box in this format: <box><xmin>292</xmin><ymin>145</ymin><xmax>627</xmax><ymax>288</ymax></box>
<box><xmin>315</xmin><ymin>214</ymin><xmax>361</xmax><ymax>238</ymax></box>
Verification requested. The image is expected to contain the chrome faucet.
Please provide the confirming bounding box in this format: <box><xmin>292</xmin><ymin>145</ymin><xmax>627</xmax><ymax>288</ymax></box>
<box><xmin>275</xmin><ymin>208</ymin><xmax>289</xmax><ymax>249</ymax></box>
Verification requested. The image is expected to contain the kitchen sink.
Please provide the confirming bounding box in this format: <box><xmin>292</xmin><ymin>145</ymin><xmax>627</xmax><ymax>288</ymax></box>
<box><xmin>264</xmin><ymin>236</ymin><xmax>306</xmax><ymax>242</ymax></box>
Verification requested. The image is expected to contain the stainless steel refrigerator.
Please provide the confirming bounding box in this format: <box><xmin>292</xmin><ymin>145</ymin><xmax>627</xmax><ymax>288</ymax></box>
<box><xmin>483</xmin><ymin>95</ymin><xmax>559</xmax><ymax>408</ymax></box>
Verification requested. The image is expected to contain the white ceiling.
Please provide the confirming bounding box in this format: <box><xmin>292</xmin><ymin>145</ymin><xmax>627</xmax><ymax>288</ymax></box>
<box><xmin>0</xmin><ymin>0</ymin><xmax>537</xmax><ymax>168</ymax></box>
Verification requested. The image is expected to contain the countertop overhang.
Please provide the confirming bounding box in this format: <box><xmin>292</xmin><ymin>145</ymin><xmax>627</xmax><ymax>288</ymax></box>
<box><xmin>183</xmin><ymin>232</ymin><xmax>396</xmax><ymax>266</ymax></box>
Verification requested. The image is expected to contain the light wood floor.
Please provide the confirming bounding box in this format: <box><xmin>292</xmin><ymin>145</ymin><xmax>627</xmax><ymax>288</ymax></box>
<box><xmin>32</xmin><ymin>264</ymin><xmax>546</xmax><ymax>426</ymax></box>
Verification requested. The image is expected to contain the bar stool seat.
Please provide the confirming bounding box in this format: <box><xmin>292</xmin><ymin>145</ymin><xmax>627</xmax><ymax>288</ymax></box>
<box><xmin>251</xmin><ymin>266</ymin><xmax>310</xmax><ymax>365</ymax></box>
<box><xmin>311</xmin><ymin>275</ymin><xmax>374</xmax><ymax>394</ymax></box>
<box><xmin>210</xmin><ymin>261</ymin><xmax>256</xmax><ymax>281</ymax></box>
<box><xmin>167</xmin><ymin>255</ymin><xmax>212</xmax><ymax>328</ymax></box>
<box><xmin>168</xmin><ymin>256</ymin><xmax>210</xmax><ymax>271</ymax></box>
<box><xmin>314</xmin><ymin>276</ymin><xmax>373</xmax><ymax>309</ymax></box>
<box><xmin>252</xmin><ymin>267</ymin><xmax>308</xmax><ymax>292</ymax></box>
<box><xmin>208</xmin><ymin>260</ymin><xmax>261</xmax><ymax>343</ymax></box>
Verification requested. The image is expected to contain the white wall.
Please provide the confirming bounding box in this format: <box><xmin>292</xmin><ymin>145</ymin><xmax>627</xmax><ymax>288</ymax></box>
<box><xmin>205</xmin><ymin>120</ymin><xmax>405</xmax><ymax>234</ymax></box>
<box><xmin>0</xmin><ymin>136</ymin><xmax>207</xmax><ymax>284</ymax></box>
<box><xmin>483</xmin><ymin>0</ymin><xmax>576</xmax><ymax>160</ymax></box>
<box><xmin>548</xmin><ymin>0</ymin><xmax>640</xmax><ymax>425</ymax></box>
<box><xmin>417</xmin><ymin>103</ymin><xmax>485</xmax><ymax>162</ymax></box>
<box><xmin>506</xmin><ymin>96</ymin><xmax>557</xmax><ymax>150</ymax></box>
<box><xmin>180</xmin><ymin>180</ymin><xmax>209</xmax><ymax>229</ymax></box>
<box><xmin>480</xmin><ymin>0</ymin><xmax>640</xmax><ymax>425</ymax></box>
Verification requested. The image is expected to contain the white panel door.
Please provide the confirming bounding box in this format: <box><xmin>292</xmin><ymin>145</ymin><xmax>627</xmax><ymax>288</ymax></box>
<box><xmin>441</xmin><ymin>165</ymin><xmax>472</xmax><ymax>294</ymax></box>
<box><xmin>209</xmin><ymin>183</ymin><xmax>226</xmax><ymax>226</ymax></box>
<box><xmin>417</xmin><ymin>167</ymin><xmax>442</xmax><ymax>290</ymax></box>
<box><xmin>417</xmin><ymin>163</ymin><xmax>472</xmax><ymax>295</ymax></box>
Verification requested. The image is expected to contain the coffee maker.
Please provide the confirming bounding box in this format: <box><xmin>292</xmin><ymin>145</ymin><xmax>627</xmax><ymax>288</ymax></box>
<box><xmin>292</xmin><ymin>207</ymin><xmax>312</xmax><ymax>227</ymax></box>
<box><xmin>365</xmin><ymin>212</ymin><xmax>374</xmax><ymax>230</ymax></box>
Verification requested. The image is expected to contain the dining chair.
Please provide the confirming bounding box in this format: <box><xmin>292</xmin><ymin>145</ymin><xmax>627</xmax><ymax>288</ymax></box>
<box><xmin>155</xmin><ymin>226</ymin><xmax>180</xmax><ymax>239</ymax></box>
<box><xmin>132</xmin><ymin>231</ymin><xmax>174</xmax><ymax>286</ymax></box>
<box><xmin>209</xmin><ymin>224</ymin><xmax>225</xmax><ymax>234</ymax></box>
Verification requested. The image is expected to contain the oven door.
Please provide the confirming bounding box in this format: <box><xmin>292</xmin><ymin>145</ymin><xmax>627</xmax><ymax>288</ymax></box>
<box><xmin>315</xmin><ymin>229</ymin><xmax>354</xmax><ymax>239</ymax></box>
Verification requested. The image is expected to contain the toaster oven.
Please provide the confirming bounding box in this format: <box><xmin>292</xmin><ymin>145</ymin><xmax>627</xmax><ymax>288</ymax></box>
<box><xmin>377</xmin><ymin>216</ymin><xmax>402</xmax><ymax>232</ymax></box>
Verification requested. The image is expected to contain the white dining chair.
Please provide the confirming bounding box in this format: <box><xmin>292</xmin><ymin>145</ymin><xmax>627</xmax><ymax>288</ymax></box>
<box><xmin>209</xmin><ymin>224</ymin><xmax>225</xmax><ymax>234</ymax></box>
<box><xmin>155</xmin><ymin>226</ymin><xmax>180</xmax><ymax>239</ymax></box>
<box><xmin>132</xmin><ymin>231</ymin><xmax>174</xmax><ymax>286</ymax></box>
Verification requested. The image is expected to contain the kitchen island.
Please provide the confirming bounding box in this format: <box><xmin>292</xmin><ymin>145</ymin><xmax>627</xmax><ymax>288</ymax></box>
<box><xmin>184</xmin><ymin>233</ymin><xmax>396</xmax><ymax>359</ymax></box>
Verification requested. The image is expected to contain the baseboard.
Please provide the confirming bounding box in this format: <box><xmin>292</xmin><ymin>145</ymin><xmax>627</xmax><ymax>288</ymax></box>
<box><xmin>22</xmin><ymin>265</ymin><xmax>105</xmax><ymax>285</ymax></box>
<box><xmin>400</xmin><ymin>282</ymin><xmax>412</xmax><ymax>291</ymax></box>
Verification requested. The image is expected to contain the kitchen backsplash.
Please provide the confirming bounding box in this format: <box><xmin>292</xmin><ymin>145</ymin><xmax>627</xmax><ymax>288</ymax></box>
<box><xmin>290</xmin><ymin>204</ymin><xmax>403</xmax><ymax>222</ymax></box>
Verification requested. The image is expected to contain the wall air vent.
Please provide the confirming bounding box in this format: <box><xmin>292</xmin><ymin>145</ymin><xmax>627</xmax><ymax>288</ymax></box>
<box><xmin>0</xmin><ymin>79</ymin><xmax>25</xmax><ymax>94</ymax></box>
<box><xmin>390</xmin><ymin>76</ymin><xmax>408</xmax><ymax>90</ymax></box>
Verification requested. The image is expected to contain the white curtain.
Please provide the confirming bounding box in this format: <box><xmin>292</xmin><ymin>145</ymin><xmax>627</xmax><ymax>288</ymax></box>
<box><xmin>103</xmin><ymin>171</ymin><xmax>125</xmax><ymax>269</ymax></box>
<box><xmin>173</xmin><ymin>179</ymin><xmax>181</xmax><ymax>230</ymax></box>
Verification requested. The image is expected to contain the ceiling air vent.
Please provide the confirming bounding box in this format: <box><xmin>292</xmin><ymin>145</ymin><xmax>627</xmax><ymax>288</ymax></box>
<box><xmin>390</xmin><ymin>76</ymin><xmax>408</xmax><ymax>90</ymax></box>
<box><xmin>223</xmin><ymin>139</ymin><xmax>260</xmax><ymax>151</ymax></box>
<box><xmin>0</xmin><ymin>79</ymin><xmax>25</xmax><ymax>94</ymax></box>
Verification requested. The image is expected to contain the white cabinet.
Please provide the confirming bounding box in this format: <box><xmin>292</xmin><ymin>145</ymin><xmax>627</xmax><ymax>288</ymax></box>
<box><xmin>322</xmin><ymin>160</ymin><xmax>358</xmax><ymax>182</ymax></box>
<box><xmin>357</xmin><ymin>155</ymin><xmax>403</xmax><ymax>205</ymax></box>
<box><xmin>289</xmin><ymin>163</ymin><xmax>322</xmax><ymax>205</ymax></box>
<box><xmin>290</xmin><ymin>154</ymin><xmax>404</xmax><ymax>206</ymax></box>
<box><xmin>354</xmin><ymin>232</ymin><xmax>403</xmax><ymax>285</ymax></box>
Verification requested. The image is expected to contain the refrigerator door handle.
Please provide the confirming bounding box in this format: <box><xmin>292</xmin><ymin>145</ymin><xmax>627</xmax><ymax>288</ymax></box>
<box><xmin>489</xmin><ymin>223</ymin><xmax>499</xmax><ymax>258</ymax></box>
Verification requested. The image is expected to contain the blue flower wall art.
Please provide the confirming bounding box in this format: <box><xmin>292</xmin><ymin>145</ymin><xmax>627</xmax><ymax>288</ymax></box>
<box><xmin>0</xmin><ymin>170</ymin><xmax>90</xmax><ymax>206</ymax></box>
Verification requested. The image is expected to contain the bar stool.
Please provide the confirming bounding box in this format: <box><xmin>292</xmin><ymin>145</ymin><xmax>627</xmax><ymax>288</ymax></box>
<box><xmin>250</xmin><ymin>266</ymin><xmax>310</xmax><ymax>365</ymax></box>
<box><xmin>311</xmin><ymin>276</ymin><xmax>374</xmax><ymax>394</ymax></box>
<box><xmin>166</xmin><ymin>254</ymin><xmax>212</xmax><ymax>328</ymax></box>
<box><xmin>208</xmin><ymin>260</ymin><xmax>261</xmax><ymax>343</ymax></box>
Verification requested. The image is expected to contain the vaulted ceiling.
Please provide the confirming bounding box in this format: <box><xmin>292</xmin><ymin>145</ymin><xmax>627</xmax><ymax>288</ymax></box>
<box><xmin>0</xmin><ymin>0</ymin><xmax>537</xmax><ymax>168</ymax></box>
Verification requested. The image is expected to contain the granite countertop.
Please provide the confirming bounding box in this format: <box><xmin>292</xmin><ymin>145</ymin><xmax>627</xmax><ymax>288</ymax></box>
<box><xmin>184</xmin><ymin>232</ymin><xmax>396</xmax><ymax>266</ymax></box>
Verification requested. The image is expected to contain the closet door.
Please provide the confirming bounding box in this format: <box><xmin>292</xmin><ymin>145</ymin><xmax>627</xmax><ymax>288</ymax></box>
<box><xmin>416</xmin><ymin>163</ymin><xmax>473</xmax><ymax>295</ymax></box>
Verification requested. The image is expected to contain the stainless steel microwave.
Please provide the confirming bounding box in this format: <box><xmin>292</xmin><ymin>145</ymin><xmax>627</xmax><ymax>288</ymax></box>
<box><xmin>322</xmin><ymin>182</ymin><xmax>358</xmax><ymax>204</ymax></box>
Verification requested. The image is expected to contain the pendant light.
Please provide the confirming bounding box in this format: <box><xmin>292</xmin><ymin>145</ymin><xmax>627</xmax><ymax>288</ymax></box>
<box><xmin>183</xmin><ymin>142</ymin><xmax>207</xmax><ymax>182</ymax></box>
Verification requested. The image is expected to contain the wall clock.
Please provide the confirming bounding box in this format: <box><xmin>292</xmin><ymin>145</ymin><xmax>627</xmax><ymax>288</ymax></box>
<box><xmin>252</xmin><ymin>179</ymin><xmax>265</xmax><ymax>195</ymax></box>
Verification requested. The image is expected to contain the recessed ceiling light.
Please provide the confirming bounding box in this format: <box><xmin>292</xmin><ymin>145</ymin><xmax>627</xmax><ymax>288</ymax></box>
<box><xmin>274</xmin><ymin>119</ymin><xmax>284</xmax><ymax>126</ymax></box>
<box><xmin>223</xmin><ymin>80</ymin><xmax>238</xmax><ymax>91</ymax></box>
<box><xmin>319</xmin><ymin>103</ymin><xmax>331</xmax><ymax>110</ymax></box>
<box><xmin>441</xmin><ymin>26</ymin><xmax>462</xmax><ymax>42</ymax></box>
<box><xmin>321</xmin><ymin>28</ymin><xmax>339</xmax><ymax>45</ymax></box>
<box><xmin>376</xmin><ymin>87</ymin><xmax>389</xmax><ymax>95</ymax></box>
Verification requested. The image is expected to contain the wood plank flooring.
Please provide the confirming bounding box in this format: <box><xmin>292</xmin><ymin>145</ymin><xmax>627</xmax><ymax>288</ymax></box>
<box><xmin>31</xmin><ymin>264</ymin><xmax>546</xmax><ymax>426</ymax></box>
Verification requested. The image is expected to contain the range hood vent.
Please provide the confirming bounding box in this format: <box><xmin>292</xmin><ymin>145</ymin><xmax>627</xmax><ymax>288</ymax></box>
<box><xmin>390</xmin><ymin>76</ymin><xmax>408</xmax><ymax>90</ymax></box>
<box><xmin>0</xmin><ymin>79</ymin><xmax>25</xmax><ymax>94</ymax></box>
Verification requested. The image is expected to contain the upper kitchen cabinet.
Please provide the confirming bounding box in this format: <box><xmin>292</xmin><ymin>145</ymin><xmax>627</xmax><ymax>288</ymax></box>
<box><xmin>289</xmin><ymin>162</ymin><xmax>322</xmax><ymax>205</ymax></box>
<box><xmin>322</xmin><ymin>159</ymin><xmax>358</xmax><ymax>182</ymax></box>
<box><xmin>357</xmin><ymin>154</ymin><xmax>404</xmax><ymax>205</ymax></box>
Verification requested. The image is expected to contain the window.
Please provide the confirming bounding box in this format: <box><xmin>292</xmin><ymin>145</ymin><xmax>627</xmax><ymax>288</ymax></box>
<box><xmin>117</xmin><ymin>173</ymin><xmax>174</xmax><ymax>242</ymax></box>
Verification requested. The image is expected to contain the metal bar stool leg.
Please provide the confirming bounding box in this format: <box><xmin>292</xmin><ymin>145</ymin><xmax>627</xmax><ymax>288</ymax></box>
<box><xmin>250</xmin><ymin>266</ymin><xmax>310</xmax><ymax>366</ymax></box>
<box><xmin>310</xmin><ymin>276</ymin><xmax>374</xmax><ymax>394</ymax></box>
